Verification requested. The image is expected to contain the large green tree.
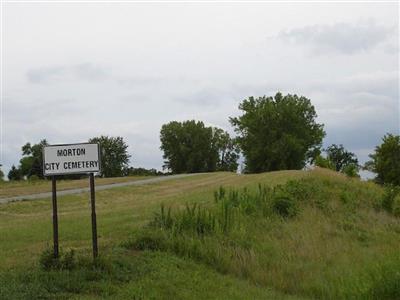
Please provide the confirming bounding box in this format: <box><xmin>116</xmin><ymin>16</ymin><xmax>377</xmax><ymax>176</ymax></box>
<box><xmin>160</xmin><ymin>120</ymin><xmax>238</xmax><ymax>173</ymax></box>
<box><xmin>160</xmin><ymin>120</ymin><xmax>216</xmax><ymax>173</ymax></box>
<box><xmin>88</xmin><ymin>136</ymin><xmax>130</xmax><ymax>177</ymax></box>
<box><xmin>230</xmin><ymin>92</ymin><xmax>325</xmax><ymax>173</ymax></box>
<box><xmin>19</xmin><ymin>139</ymin><xmax>49</xmax><ymax>179</ymax></box>
<box><xmin>365</xmin><ymin>134</ymin><xmax>400</xmax><ymax>186</ymax></box>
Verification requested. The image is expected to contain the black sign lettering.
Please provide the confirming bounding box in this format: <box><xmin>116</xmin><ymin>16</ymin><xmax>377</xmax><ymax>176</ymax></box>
<box><xmin>57</xmin><ymin>148</ymin><xmax>86</xmax><ymax>157</ymax></box>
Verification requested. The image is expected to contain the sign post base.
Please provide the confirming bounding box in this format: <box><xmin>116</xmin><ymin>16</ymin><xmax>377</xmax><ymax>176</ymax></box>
<box><xmin>51</xmin><ymin>176</ymin><xmax>59</xmax><ymax>259</ymax></box>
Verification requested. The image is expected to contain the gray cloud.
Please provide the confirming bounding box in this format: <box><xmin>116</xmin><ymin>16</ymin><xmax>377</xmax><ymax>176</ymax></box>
<box><xmin>117</xmin><ymin>77</ymin><xmax>164</xmax><ymax>87</ymax></box>
<box><xmin>278</xmin><ymin>20</ymin><xmax>395</xmax><ymax>54</ymax></box>
<box><xmin>26</xmin><ymin>66</ymin><xmax>65</xmax><ymax>83</ymax></box>
<box><xmin>26</xmin><ymin>63</ymin><xmax>110</xmax><ymax>83</ymax></box>
<box><xmin>309</xmin><ymin>70</ymin><xmax>399</xmax><ymax>103</ymax></box>
<box><xmin>5</xmin><ymin>97</ymin><xmax>81</xmax><ymax>123</ymax></box>
<box><xmin>174</xmin><ymin>88</ymin><xmax>227</xmax><ymax>107</ymax></box>
<box><xmin>74</xmin><ymin>63</ymin><xmax>110</xmax><ymax>81</ymax></box>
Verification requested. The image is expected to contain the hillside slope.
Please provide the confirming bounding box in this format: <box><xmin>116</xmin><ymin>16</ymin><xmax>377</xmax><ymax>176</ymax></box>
<box><xmin>1</xmin><ymin>169</ymin><xmax>399</xmax><ymax>299</ymax></box>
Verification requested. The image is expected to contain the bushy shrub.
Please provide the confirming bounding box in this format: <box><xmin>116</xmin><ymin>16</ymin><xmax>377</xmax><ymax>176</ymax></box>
<box><xmin>315</xmin><ymin>155</ymin><xmax>335</xmax><ymax>170</ymax></box>
<box><xmin>272</xmin><ymin>194</ymin><xmax>299</xmax><ymax>218</ymax></box>
<box><xmin>39</xmin><ymin>248</ymin><xmax>76</xmax><ymax>271</ymax></box>
<box><xmin>62</xmin><ymin>249</ymin><xmax>76</xmax><ymax>270</ymax></box>
<box><xmin>39</xmin><ymin>247</ymin><xmax>59</xmax><ymax>270</ymax></box>
<box><xmin>381</xmin><ymin>185</ymin><xmax>400</xmax><ymax>215</ymax></box>
<box><xmin>279</xmin><ymin>179</ymin><xmax>315</xmax><ymax>202</ymax></box>
<box><xmin>270</xmin><ymin>179</ymin><xmax>320</xmax><ymax>217</ymax></box>
<box><xmin>128</xmin><ymin>230</ymin><xmax>168</xmax><ymax>251</ymax></box>
<box><xmin>392</xmin><ymin>194</ymin><xmax>400</xmax><ymax>218</ymax></box>
<box><xmin>343</xmin><ymin>163</ymin><xmax>360</xmax><ymax>178</ymax></box>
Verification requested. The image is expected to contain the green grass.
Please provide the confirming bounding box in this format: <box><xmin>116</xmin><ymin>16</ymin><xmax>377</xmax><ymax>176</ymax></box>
<box><xmin>1</xmin><ymin>169</ymin><xmax>399</xmax><ymax>299</ymax></box>
<box><xmin>1</xmin><ymin>249</ymin><xmax>299</xmax><ymax>299</ymax></box>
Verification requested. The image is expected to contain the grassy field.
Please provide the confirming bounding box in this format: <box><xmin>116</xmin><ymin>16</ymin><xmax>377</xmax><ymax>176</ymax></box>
<box><xmin>0</xmin><ymin>175</ymin><xmax>153</xmax><ymax>198</ymax></box>
<box><xmin>1</xmin><ymin>169</ymin><xmax>399</xmax><ymax>299</ymax></box>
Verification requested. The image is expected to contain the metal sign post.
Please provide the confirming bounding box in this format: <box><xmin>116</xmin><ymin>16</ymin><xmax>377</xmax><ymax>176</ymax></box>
<box><xmin>43</xmin><ymin>143</ymin><xmax>101</xmax><ymax>261</ymax></box>
<box><xmin>89</xmin><ymin>173</ymin><xmax>98</xmax><ymax>259</ymax></box>
<box><xmin>51</xmin><ymin>176</ymin><xmax>59</xmax><ymax>259</ymax></box>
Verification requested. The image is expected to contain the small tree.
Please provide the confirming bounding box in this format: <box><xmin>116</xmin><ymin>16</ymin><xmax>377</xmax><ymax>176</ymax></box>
<box><xmin>365</xmin><ymin>134</ymin><xmax>400</xmax><ymax>185</ymax></box>
<box><xmin>88</xmin><ymin>136</ymin><xmax>130</xmax><ymax>177</ymax></box>
<box><xmin>8</xmin><ymin>165</ymin><xmax>22</xmax><ymax>181</ymax></box>
<box><xmin>315</xmin><ymin>144</ymin><xmax>359</xmax><ymax>177</ymax></box>
<box><xmin>19</xmin><ymin>139</ymin><xmax>49</xmax><ymax>179</ymax></box>
<box><xmin>325</xmin><ymin>144</ymin><xmax>358</xmax><ymax>172</ymax></box>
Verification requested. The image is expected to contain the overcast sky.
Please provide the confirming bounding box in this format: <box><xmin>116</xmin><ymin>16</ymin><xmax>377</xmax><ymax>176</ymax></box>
<box><xmin>1</xmin><ymin>2</ymin><xmax>399</xmax><ymax>175</ymax></box>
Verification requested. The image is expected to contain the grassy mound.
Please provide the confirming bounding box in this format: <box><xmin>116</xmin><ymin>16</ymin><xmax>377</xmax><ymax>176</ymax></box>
<box><xmin>126</xmin><ymin>172</ymin><xmax>400</xmax><ymax>299</ymax></box>
<box><xmin>1</xmin><ymin>169</ymin><xmax>399</xmax><ymax>299</ymax></box>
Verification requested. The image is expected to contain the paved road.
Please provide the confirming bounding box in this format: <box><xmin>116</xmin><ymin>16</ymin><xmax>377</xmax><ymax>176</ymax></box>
<box><xmin>0</xmin><ymin>174</ymin><xmax>199</xmax><ymax>204</ymax></box>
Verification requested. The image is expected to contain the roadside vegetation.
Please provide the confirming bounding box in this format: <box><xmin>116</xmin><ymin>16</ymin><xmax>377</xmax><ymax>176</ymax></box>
<box><xmin>126</xmin><ymin>171</ymin><xmax>400</xmax><ymax>299</ymax></box>
<box><xmin>1</xmin><ymin>170</ymin><xmax>399</xmax><ymax>299</ymax></box>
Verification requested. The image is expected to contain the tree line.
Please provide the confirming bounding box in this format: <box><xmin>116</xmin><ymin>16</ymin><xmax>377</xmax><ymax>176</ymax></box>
<box><xmin>2</xmin><ymin>92</ymin><xmax>399</xmax><ymax>186</ymax></box>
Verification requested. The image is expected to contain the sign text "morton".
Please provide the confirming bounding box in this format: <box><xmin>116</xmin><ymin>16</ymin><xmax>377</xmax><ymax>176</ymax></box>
<box><xmin>57</xmin><ymin>148</ymin><xmax>86</xmax><ymax>157</ymax></box>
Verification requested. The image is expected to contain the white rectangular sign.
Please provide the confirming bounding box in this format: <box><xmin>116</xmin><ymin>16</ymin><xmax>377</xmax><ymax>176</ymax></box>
<box><xmin>43</xmin><ymin>143</ymin><xmax>101</xmax><ymax>176</ymax></box>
